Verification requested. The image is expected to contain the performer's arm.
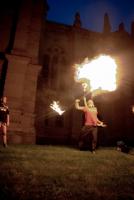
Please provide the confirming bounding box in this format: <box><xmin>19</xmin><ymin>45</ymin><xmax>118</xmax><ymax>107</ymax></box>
<box><xmin>83</xmin><ymin>96</ymin><xmax>88</xmax><ymax>108</ymax></box>
<box><xmin>75</xmin><ymin>99</ymin><xmax>84</xmax><ymax>110</ymax></box>
<box><xmin>7</xmin><ymin>114</ymin><xmax>10</xmax><ymax>126</ymax></box>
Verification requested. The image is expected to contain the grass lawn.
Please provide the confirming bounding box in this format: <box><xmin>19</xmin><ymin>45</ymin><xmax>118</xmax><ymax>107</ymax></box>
<box><xmin>0</xmin><ymin>145</ymin><xmax>134</xmax><ymax>200</ymax></box>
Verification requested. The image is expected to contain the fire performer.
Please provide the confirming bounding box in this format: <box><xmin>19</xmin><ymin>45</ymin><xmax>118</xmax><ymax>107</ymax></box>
<box><xmin>75</xmin><ymin>97</ymin><xmax>106</xmax><ymax>153</ymax></box>
<box><xmin>0</xmin><ymin>96</ymin><xmax>10</xmax><ymax>147</ymax></box>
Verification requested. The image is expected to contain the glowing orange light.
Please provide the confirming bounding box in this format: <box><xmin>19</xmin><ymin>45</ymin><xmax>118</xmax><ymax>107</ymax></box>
<box><xmin>132</xmin><ymin>105</ymin><xmax>134</xmax><ymax>113</ymax></box>
<box><xmin>74</xmin><ymin>55</ymin><xmax>117</xmax><ymax>94</ymax></box>
<box><xmin>50</xmin><ymin>101</ymin><xmax>65</xmax><ymax>115</ymax></box>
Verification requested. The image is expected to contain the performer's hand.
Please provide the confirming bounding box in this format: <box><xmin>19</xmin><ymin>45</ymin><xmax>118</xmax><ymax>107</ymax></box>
<box><xmin>97</xmin><ymin>122</ymin><xmax>107</xmax><ymax>127</ymax></box>
<box><xmin>75</xmin><ymin>99</ymin><xmax>80</xmax><ymax>103</ymax></box>
<box><xmin>101</xmin><ymin>123</ymin><xmax>107</xmax><ymax>127</ymax></box>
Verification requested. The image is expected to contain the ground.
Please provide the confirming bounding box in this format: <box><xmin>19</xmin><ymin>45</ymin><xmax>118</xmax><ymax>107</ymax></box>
<box><xmin>0</xmin><ymin>145</ymin><xmax>134</xmax><ymax>200</ymax></box>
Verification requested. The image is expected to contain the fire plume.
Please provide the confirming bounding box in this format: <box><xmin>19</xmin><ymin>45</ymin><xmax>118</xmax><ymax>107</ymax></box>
<box><xmin>74</xmin><ymin>55</ymin><xmax>117</xmax><ymax>94</ymax></box>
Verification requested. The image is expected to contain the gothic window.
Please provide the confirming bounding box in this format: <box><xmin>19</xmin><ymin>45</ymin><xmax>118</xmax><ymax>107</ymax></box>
<box><xmin>45</xmin><ymin>117</ymin><xmax>49</xmax><ymax>126</ymax></box>
<box><xmin>42</xmin><ymin>54</ymin><xmax>50</xmax><ymax>79</ymax></box>
<box><xmin>50</xmin><ymin>55</ymin><xmax>59</xmax><ymax>89</ymax></box>
<box><xmin>55</xmin><ymin>115</ymin><xmax>64</xmax><ymax>127</ymax></box>
<box><xmin>59</xmin><ymin>57</ymin><xmax>67</xmax><ymax>90</ymax></box>
<box><xmin>51</xmin><ymin>55</ymin><xmax>58</xmax><ymax>79</ymax></box>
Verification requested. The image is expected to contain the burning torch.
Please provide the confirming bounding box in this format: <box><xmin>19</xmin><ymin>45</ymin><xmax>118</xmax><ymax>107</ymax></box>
<box><xmin>74</xmin><ymin>54</ymin><xmax>117</xmax><ymax>98</ymax></box>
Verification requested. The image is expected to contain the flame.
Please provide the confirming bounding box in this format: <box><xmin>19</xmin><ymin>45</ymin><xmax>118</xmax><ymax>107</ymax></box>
<box><xmin>74</xmin><ymin>55</ymin><xmax>117</xmax><ymax>93</ymax></box>
<box><xmin>50</xmin><ymin>101</ymin><xmax>65</xmax><ymax>115</ymax></box>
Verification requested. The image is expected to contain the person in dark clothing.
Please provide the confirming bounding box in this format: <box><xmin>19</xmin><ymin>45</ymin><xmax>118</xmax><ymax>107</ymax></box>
<box><xmin>0</xmin><ymin>96</ymin><xmax>10</xmax><ymax>147</ymax></box>
<box><xmin>75</xmin><ymin>97</ymin><xmax>106</xmax><ymax>153</ymax></box>
<box><xmin>117</xmin><ymin>141</ymin><xmax>130</xmax><ymax>153</ymax></box>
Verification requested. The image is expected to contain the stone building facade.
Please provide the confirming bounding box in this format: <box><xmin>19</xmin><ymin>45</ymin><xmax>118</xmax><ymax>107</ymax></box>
<box><xmin>0</xmin><ymin>0</ymin><xmax>48</xmax><ymax>144</ymax></box>
<box><xmin>0</xmin><ymin>0</ymin><xmax>134</xmax><ymax>145</ymax></box>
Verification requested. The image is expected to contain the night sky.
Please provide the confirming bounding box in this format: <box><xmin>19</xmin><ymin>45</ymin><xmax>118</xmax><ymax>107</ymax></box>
<box><xmin>47</xmin><ymin>0</ymin><xmax>134</xmax><ymax>33</ymax></box>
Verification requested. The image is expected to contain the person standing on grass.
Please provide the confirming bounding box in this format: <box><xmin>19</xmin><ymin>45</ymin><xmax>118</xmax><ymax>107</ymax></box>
<box><xmin>75</xmin><ymin>96</ymin><xmax>106</xmax><ymax>153</ymax></box>
<box><xmin>0</xmin><ymin>96</ymin><xmax>10</xmax><ymax>147</ymax></box>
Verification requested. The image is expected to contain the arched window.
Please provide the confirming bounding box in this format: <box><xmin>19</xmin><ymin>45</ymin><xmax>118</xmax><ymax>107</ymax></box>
<box><xmin>51</xmin><ymin>55</ymin><xmax>58</xmax><ymax>79</ymax></box>
<box><xmin>59</xmin><ymin>57</ymin><xmax>68</xmax><ymax>90</ymax></box>
<box><xmin>42</xmin><ymin>54</ymin><xmax>50</xmax><ymax>79</ymax></box>
<box><xmin>55</xmin><ymin>115</ymin><xmax>64</xmax><ymax>127</ymax></box>
<box><xmin>50</xmin><ymin>55</ymin><xmax>59</xmax><ymax>89</ymax></box>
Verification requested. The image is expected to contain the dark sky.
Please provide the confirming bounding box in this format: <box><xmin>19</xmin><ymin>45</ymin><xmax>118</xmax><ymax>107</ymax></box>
<box><xmin>47</xmin><ymin>0</ymin><xmax>134</xmax><ymax>33</ymax></box>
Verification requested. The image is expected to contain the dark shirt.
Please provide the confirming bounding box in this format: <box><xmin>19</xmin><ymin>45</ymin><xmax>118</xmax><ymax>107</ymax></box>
<box><xmin>0</xmin><ymin>103</ymin><xmax>9</xmax><ymax>123</ymax></box>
